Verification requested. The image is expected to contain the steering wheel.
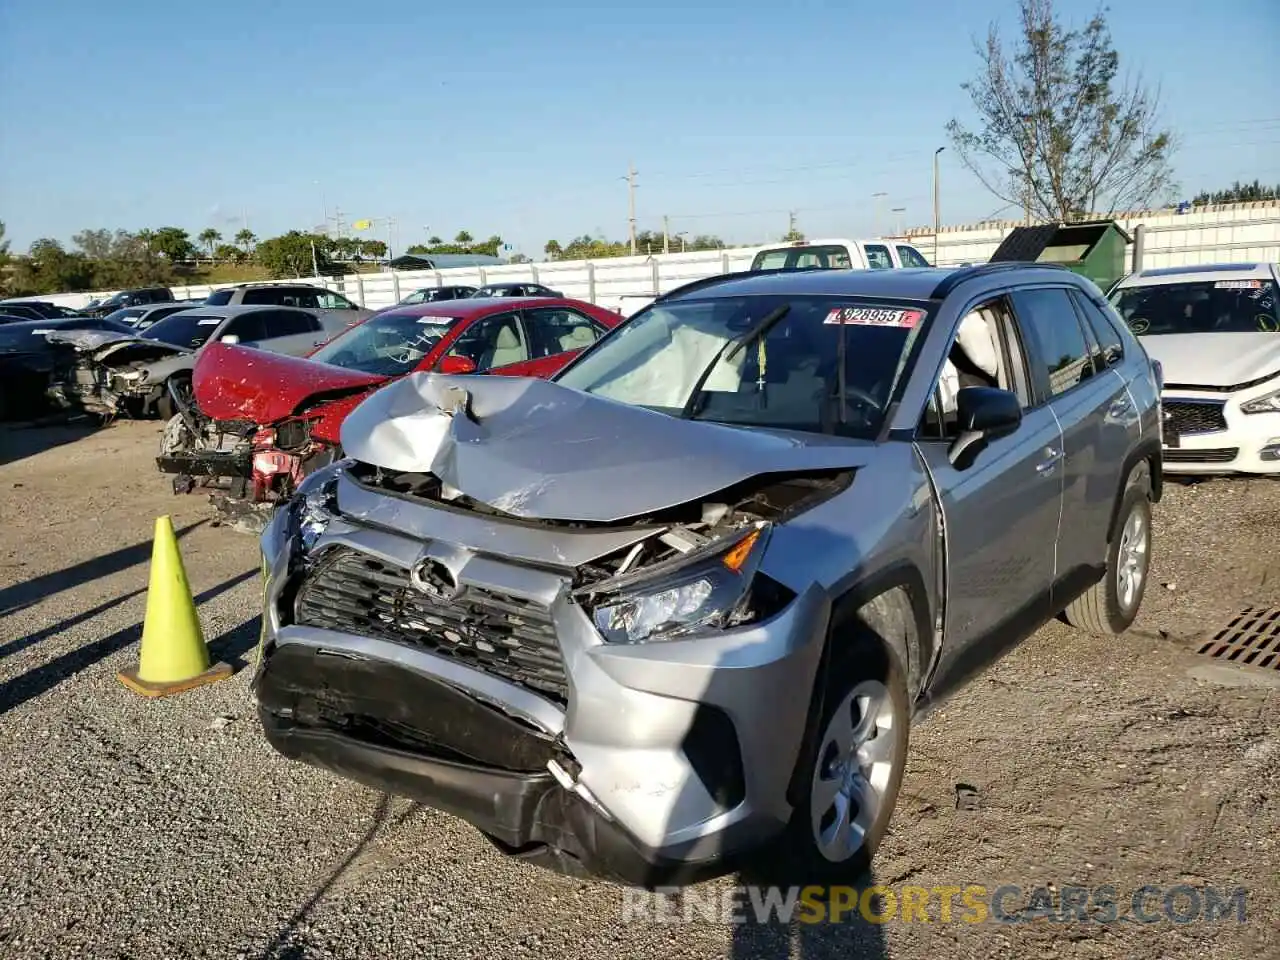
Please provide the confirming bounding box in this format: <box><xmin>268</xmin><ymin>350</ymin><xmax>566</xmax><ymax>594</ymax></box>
<box><xmin>1258</xmin><ymin>314</ymin><xmax>1279</xmax><ymax>333</ymax></box>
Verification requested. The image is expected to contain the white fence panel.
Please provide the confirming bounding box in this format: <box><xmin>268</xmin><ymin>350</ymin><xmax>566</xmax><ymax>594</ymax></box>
<box><xmin>31</xmin><ymin>201</ymin><xmax>1279</xmax><ymax>312</ymax></box>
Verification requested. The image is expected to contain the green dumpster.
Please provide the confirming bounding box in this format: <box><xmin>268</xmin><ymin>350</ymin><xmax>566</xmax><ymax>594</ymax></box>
<box><xmin>987</xmin><ymin>219</ymin><xmax>1132</xmax><ymax>292</ymax></box>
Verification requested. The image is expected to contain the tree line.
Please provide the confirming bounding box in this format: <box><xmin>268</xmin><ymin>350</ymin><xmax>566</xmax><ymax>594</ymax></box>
<box><xmin>0</xmin><ymin>224</ymin><xmax>391</xmax><ymax>296</ymax></box>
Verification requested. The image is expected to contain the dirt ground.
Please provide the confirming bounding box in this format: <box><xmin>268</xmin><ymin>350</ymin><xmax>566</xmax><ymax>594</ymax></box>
<box><xmin>0</xmin><ymin>419</ymin><xmax>1277</xmax><ymax>960</ymax></box>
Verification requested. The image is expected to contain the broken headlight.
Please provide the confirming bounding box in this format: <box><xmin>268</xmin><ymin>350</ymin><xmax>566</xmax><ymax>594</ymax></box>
<box><xmin>1240</xmin><ymin>387</ymin><xmax>1280</xmax><ymax>415</ymax></box>
<box><xmin>586</xmin><ymin>525</ymin><xmax>792</xmax><ymax>644</ymax></box>
<box><xmin>288</xmin><ymin>471</ymin><xmax>339</xmax><ymax>553</ymax></box>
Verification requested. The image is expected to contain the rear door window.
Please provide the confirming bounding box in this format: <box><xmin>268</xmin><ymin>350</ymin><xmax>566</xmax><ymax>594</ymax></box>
<box><xmin>896</xmin><ymin>245</ymin><xmax>931</xmax><ymax>268</ymax></box>
<box><xmin>864</xmin><ymin>244</ymin><xmax>894</xmax><ymax>269</ymax></box>
<box><xmin>1010</xmin><ymin>288</ymin><xmax>1096</xmax><ymax>400</ymax></box>
<box><xmin>1069</xmin><ymin>290</ymin><xmax>1125</xmax><ymax>369</ymax></box>
<box><xmin>523</xmin><ymin>307</ymin><xmax>605</xmax><ymax>358</ymax></box>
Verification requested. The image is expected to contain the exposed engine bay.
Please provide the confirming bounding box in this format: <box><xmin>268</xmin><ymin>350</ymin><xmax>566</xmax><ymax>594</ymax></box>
<box><xmin>49</xmin><ymin>335</ymin><xmax>192</xmax><ymax>418</ymax></box>
<box><xmin>345</xmin><ymin>459</ymin><xmax>852</xmax><ymax>586</ymax></box>
<box><xmin>159</xmin><ymin>387</ymin><xmax>339</xmax><ymax>531</ymax></box>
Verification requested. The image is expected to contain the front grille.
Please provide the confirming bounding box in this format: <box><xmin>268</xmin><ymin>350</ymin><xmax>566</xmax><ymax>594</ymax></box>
<box><xmin>1164</xmin><ymin>400</ymin><xmax>1227</xmax><ymax>436</ymax></box>
<box><xmin>294</xmin><ymin>546</ymin><xmax>568</xmax><ymax>703</ymax></box>
<box><xmin>1163</xmin><ymin>447</ymin><xmax>1238</xmax><ymax>464</ymax></box>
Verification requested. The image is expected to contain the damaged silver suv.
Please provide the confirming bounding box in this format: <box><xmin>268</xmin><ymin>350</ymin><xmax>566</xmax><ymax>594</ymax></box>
<box><xmin>253</xmin><ymin>263</ymin><xmax>1163</xmax><ymax>887</ymax></box>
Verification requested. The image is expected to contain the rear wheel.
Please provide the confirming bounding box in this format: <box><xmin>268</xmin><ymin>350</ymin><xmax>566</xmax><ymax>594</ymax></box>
<box><xmin>1063</xmin><ymin>471</ymin><xmax>1153</xmax><ymax>635</ymax></box>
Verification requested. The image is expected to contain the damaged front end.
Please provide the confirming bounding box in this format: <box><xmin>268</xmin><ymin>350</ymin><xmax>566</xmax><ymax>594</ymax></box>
<box><xmin>254</xmin><ymin>373</ymin><xmax>866</xmax><ymax>884</ymax></box>
<box><xmin>50</xmin><ymin>334</ymin><xmax>191</xmax><ymax>418</ymax></box>
<box><xmin>158</xmin><ymin>390</ymin><xmax>340</xmax><ymax>533</ymax></box>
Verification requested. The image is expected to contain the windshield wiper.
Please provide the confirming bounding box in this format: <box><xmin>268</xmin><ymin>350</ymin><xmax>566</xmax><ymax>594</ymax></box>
<box><xmin>681</xmin><ymin>305</ymin><xmax>790</xmax><ymax>419</ymax></box>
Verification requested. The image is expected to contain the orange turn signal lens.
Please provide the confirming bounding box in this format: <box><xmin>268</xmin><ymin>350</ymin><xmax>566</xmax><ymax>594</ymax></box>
<box><xmin>722</xmin><ymin>529</ymin><xmax>761</xmax><ymax>573</ymax></box>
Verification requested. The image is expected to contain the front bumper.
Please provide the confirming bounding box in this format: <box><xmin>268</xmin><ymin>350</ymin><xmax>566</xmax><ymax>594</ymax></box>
<box><xmin>1160</xmin><ymin>391</ymin><xmax>1280</xmax><ymax>475</ymax></box>
<box><xmin>254</xmin><ymin>466</ymin><xmax>831</xmax><ymax>882</ymax></box>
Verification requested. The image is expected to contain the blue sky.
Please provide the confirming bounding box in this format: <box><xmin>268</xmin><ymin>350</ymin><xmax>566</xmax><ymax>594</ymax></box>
<box><xmin>1</xmin><ymin>0</ymin><xmax>1277</xmax><ymax>258</ymax></box>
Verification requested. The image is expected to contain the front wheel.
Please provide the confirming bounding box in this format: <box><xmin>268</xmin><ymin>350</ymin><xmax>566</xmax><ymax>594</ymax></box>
<box><xmin>759</xmin><ymin>637</ymin><xmax>909</xmax><ymax>883</ymax></box>
<box><xmin>1063</xmin><ymin>482</ymin><xmax>1153</xmax><ymax>634</ymax></box>
<box><xmin>155</xmin><ymin>376</ymin><xmax>192</xmax><ymax>421</ymax></box>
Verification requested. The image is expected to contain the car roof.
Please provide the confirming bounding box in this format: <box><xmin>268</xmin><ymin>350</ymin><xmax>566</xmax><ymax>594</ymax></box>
<box><xmin>178</xmin><ymin>304</ymin><xmax>312</xmax><ymax>316</ymax></box>
<box><xmin>660</xmin><ymin>264</ymin><xmax>1080</xmax><ymax>303</ymax></box>
<box><xmin>381</xmin><ymin>297</ymin><xmax>588</xmax><ymax>319</ymax></box>
<box><xmin>1116</xmin><ymin>262</ymin><xmax>1274</xmax><ymax>287</ymax></box>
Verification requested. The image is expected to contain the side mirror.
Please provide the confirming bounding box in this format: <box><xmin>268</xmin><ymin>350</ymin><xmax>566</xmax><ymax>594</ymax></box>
<box><xmin>220</xmin><ymin>334</ymin><xmax>240</xmax><ymax>344</ymax></box>
<box><xmin>438</xmin><ymin>354</ymin><xmax>477</xmax><ymax>375</ymax></box>
<box><xmin>948</xmin><ymin>387</ymin><xmax>1022</xmax><ymax>468</ymax></box>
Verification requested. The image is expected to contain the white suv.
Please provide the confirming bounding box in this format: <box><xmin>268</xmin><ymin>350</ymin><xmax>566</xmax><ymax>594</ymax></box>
<box><xmin>1110</xmin><ymin>262</ymin><xmax>1280</xmax><ymax>474</ymax></box>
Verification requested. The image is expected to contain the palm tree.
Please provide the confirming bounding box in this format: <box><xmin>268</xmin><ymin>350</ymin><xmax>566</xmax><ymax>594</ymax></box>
<box><xmin>454</xmin><ymin>230</ymin><xmax>474</xmax><ymax>245</ymax></box>
<box><xmin>198</xmin><ymin>228</ymin><xmax>222</xmax><ymax>258</ymax></box>
<box><xmin>544</xmin><ymin>239</ymin><xmax>562</xmax><ymax>261</ymax></box>
<box><xmin>234</xmin><ymin>228</ymin><xmax>257</xmax><ymax>253</ymax></box>
<box><xmin>428</xmin><ymin>235</ymin><xmax>443</xmax><ymax>246</ymax></box>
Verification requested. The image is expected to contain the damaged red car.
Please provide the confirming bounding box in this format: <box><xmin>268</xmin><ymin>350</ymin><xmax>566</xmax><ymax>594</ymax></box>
<box><xmin>162</xmin><ymin>296</ymin><xmax>623</xmax><ymax>526</ymax></box>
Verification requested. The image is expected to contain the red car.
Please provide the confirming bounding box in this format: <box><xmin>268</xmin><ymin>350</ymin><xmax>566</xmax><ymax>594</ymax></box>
<box><xmin>160</xmin><ymin>297</ymin><xmax>623</xmax><ymax>525</ymax></box>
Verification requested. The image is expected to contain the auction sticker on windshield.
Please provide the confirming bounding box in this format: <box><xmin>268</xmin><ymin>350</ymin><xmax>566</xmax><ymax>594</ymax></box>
<box><xmin>1214</xmin><ymin>280</ymin><xmax>1264</xmax><ymax>290</ymax></box>
<box><xmin>824</xmin><ymin>307</ymin><xmax>923</xmax><ymax>327</ymax></box>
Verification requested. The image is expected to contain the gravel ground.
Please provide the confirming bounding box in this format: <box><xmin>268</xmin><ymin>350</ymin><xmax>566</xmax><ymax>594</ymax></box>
<box><xmin>1</xmin><ymin>419</ymin><xmax>1277</xmax><ymax>960</ymax></box>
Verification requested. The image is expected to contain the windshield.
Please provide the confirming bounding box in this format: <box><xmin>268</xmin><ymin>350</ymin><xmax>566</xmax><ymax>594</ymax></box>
<box><xmin>308</xmin><ymin>310</ymin><xmax>461</xmax><ymax>375</ymax></box>
<box><xmin>141</xmin><ymin>311</ymin><xmax>221</xmax><ymax>348</ymax></box>
<box><xmin>104</xmin><ymin>307</ymin><xmax>147</xmax><ymax>325</ymax></box>
<box><xmin>1110</xmin><ymin>279</ymin><xmax>1280</xmax><ymax>335</ymax></box>
<box><xmin>555</xmin><ymin>294</ymin><xmax>930</xmax><ymax>438</ymax></box>
<box><xmin>750</xmin><ymin>244</ymin><xmax>854</xmax><ymax>271</ymax></box>
<box><xmin>205</xmin><ymin>289</ymin><xmax>234</xmax><ymax>306</ymax></box>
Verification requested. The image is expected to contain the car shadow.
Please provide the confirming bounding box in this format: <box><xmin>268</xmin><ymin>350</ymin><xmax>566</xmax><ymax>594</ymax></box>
<box><xmin>0</xmin><ymin>566</ymin><xmax>258</xmax><ymax>715</ymax></box>
<box><xmin>0</xmin><ymin>420</ymin><xmax>103</xmax><ymax>468</ymax></box>
<box><xmin>0</xmin><ymin>518</ymin><xmax>208</xmax><ymax>616</ymax></box>
<box><xmin>247</xmin><ymin>796</ymin><xmax>427</xmax><ymax>959</ymax></box>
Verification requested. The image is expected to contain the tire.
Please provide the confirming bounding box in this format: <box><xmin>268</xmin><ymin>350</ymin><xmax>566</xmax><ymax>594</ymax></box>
<box><xmin>1063</xmin><ymin>476</ymin><xmax>1153</xmax><ymax>635</ymax></box>
<box><xmin>756</xmin><ymin>635</ymin><xmax>910</xmax><ymax>885</ymax></box>
<box><xmin>155</xmin><ymin>375</ymin><xmax>191</xmax><ymax>422</ymax></box>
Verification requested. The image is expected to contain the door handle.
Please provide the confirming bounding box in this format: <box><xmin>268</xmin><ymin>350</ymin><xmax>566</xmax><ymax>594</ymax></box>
<box><xmin>1036</xmin><ymin>448</ymin><xmax>1064</xmax><ymax>474</ymax></box>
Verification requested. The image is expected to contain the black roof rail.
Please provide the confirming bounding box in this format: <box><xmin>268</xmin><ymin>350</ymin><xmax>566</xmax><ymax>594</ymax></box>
<box><xmin>654</xmin><ymin>266</ymin><xmax>823</xmax><ymax>303</ymax></box>
<box><xmin>929</xmin><ymin>261</ymin><xmax>1071</xmax><ymax>299</ymax></box>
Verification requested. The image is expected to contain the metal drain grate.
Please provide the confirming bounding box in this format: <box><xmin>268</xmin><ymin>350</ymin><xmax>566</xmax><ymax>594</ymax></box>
<box><xmin>1197</xmin><ymin>607</ymin><xmax>1280</xmax><ymax>671</ymax></box>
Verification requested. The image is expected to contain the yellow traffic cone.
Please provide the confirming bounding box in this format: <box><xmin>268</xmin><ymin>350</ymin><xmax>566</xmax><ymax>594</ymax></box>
<box><xmin>118</xmin><ymin>515</ymin><xmax>233</xmax><ymax>697</ymax></box>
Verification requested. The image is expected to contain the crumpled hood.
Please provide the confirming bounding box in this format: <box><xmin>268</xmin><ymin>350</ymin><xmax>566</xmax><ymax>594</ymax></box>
<box><xmin>46</xmin><ymin>329</ymin><xmax>138</xmax><ymax>352</ymax></box>
<box><xmin>340</xmin><ymin>372</ymin><xmax>873</xmax><ymax>523</ymax></box>
<box><xmin>1141</xmin><ymin>332</ymin><xmax>1280</xmax><ymax>388</ymax></box>
<box><xmin>87</xmin><ymin>335</ymin><xmax>192</xmax><ymax>365</ymax></box>
<box><xmin>193</xmin><ymin>341</ymin><xmax>390</xmax><ymax>424</ymax></box>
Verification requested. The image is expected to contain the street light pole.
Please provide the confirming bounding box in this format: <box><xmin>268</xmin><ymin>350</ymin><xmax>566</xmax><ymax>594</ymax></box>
<box><xmin>933</xmin><ymin>147</ymin><xmax>945</xmax><ymax>266</ymax></box>
<box><xmin>872</xmin><ymin>192</ymin><xmax>887</xmax><ymax>236</ymax></box>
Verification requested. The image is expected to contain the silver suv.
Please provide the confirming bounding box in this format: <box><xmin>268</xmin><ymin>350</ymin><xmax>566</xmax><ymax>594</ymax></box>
<box><xmin>253</xmin><ymin>263</ymin><xmax>1163</xmax><ymax>886</ymax></box>
<box><xmin>204</xmin><ymin>282</ymin><xmax>372</xmax><ymax>323</ymax></box>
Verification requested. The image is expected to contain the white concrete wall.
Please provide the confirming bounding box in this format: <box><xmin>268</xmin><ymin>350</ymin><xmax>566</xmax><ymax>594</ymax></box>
<box><xmin>37</xmin><ymin>201</ymin><xmax>1280</xmax><ymax>314</ymax></box>
<box><xmin>904</xmin><ymin>200</ymin><xmax>1280</xmax><ymax>269</ymax></box>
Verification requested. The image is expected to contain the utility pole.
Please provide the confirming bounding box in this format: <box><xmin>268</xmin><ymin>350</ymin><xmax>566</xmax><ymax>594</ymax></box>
<box><xmin>788</xmin><ymin>210</ymin><xmax>797</xmax><ymax>238</ymax></box>
<box><xmin>891</xmin><ymin>207</ymin><xmax>905</xmax><ymax>236</ymax></box>
<box><xmin>662</xmin><ymin>215</ymin><xmax>670</xmax><ymax>255</ymax></box>
<box><xmin>626</xmin><ymin>164</ymin><xmax>638</xmax><ymax>256</ymax></box>
<box><xmin>933</xmin><ymin>147</ymin><xmax>945</xmax><ymax>266</ymax></box>
<box><xmin>872</xmin><ymin>192</ymin><xmax>887</xmax><ymax>236</ymax></box>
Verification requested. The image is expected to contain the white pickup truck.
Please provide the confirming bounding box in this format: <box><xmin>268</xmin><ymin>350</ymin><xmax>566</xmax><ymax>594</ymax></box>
<box><xmin>747</xmin><ymin>237</ymin><xmax>933</xmax><ymax>271</ymax></box>
<box><xmin>609</xmin><ymin>237</ymin><xmax>935</xmax><ymax>315</ymax></box>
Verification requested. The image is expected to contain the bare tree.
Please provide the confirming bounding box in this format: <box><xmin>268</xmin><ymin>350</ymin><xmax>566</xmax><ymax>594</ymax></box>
<box><xmin>947</xmin><ymin>0</ymin><xmax>1176</xmax><ymax>222</ymax></box>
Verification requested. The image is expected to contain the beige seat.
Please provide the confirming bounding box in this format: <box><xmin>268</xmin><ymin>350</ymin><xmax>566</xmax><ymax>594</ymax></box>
<box><xmin>557</xmin><ymin>325</ymin><xmax>597</xmax><ymax>352</ymax></box>
<box><xmin>489</xmin><ymin>323</ymin><xmax>527</xmax><ymax>368</ymax></box>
